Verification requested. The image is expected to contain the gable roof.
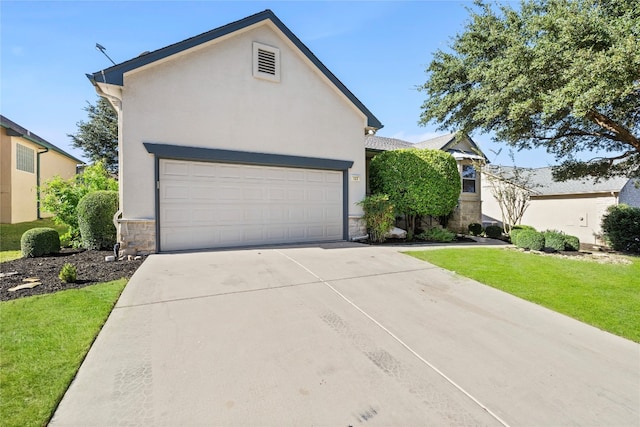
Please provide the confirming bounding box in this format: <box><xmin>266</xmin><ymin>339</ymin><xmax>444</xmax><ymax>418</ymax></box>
<box><xmin>365</xmin><ymin>132</ymin><xmax>487</xmax><ymax>161</ymax></box>
<box><xmin>0</xmin><ymin>115</ymin><xmax>83</xmax><ymax>163</ymax></box>
<box><xmin>485</xmin><ymin>165</ymin><xmax>632</xmax><ymax>196</ymax></box>
<box><xmin>87</xmin><ymin>9</ymin><xmax>382</xmax><ymax>130</ymax></box>
<box><xmin>414</xmin><ymin>133</ymin><xmax>457</xmax><ymax>150</ymax></box>
<box><xmin>364</xmin><ymin>135</ymin><xmax>414</xmax><ymax>151</ymax></box>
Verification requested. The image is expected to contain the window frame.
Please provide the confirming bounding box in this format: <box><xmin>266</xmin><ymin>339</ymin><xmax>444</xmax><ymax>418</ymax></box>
<box><xmin>461</xmin><ymin>164</ymin><xmax>477</xmax><ymax>193</ymax></box>
<box><xmin>16</xmin><ymin>143</ymin><xmax>35</xmax><ymax>174</ymax></box>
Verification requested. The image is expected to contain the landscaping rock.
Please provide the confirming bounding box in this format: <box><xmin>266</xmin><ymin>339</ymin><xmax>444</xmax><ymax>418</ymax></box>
<box><xmin>386</xmin><ymin>227</ymin><xmax>407</xmax><ymax>239</ymax></box>
<box><xmin>0</xmin><ymin>272</ymin><xmax>19</xmax><ymax>278</ymax></box>
<box><xmin>9</xmin><ymin>282</ymin><xmax>41</xmax><ymax>292</ymax></box>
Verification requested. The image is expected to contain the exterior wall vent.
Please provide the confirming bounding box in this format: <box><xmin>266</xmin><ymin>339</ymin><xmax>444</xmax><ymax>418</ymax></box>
<box><xmin>253</xmin><ymin>42</ymin><xmax>280</xmax><ymax>82</ymax></box>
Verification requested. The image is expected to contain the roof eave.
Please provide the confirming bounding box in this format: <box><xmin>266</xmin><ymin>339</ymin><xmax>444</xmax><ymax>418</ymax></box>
<box><xmin>88</xmin><ymin>9</ymin><xmax>382</xmax><ymax>130</ymax></box>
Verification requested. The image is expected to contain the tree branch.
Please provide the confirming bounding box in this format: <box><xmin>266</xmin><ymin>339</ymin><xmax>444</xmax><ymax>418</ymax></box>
<box><xmin>586</xmin><ymin>109</ymin><xmax>640</xmax><ymax>152</ymax></box>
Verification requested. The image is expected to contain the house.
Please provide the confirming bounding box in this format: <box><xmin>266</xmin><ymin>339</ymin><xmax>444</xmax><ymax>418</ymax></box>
<box><xmin>87</xmin><ymin>10</ymin><xmax>383</xmax><ymax>253</ymax></box>
<box><xmin>1</xmin><ymin>115</ymin><xmax>83</xmax><ymax>224</ymax></box>
<box><xmin>364</xmin><ymin>133</ymin><xmax>486</xmax><ymax>232</ymax></box>
<box><xmin>482</xmin><ymin>166</ymin><xmax>640</xmax><ymax>244</ymax></box>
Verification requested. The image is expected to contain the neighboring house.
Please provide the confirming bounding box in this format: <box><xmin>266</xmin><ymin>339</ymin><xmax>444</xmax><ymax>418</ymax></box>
<box><xmin>482</xmin><ymin>166</ymin><xmax>640</xmax><ymax>244</ymax></box>
<box><xmin>1</xmin><ymin>115</ymin><xmax>82</xmax><ymax>224</ymax></box>
<box><xmin>364</xmin><ymin>133</ymin><xmax>486</xmax><ymax>232</ymax></box>
<box><xmin>87</xmin><ymin>10</ymin><xmax>382</xmax><ymax>253</ymax></box>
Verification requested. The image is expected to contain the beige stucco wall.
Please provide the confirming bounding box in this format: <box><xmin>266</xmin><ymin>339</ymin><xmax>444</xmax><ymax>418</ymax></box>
<box><xmin>522</xmin><ymin>194</ymin><xmax>617</xmax><ymax>244</ymax></box>
<box><xmin>482</xmin><ymin>180</ymin><xmax>618</xmax><ymax>244</ymax></box>
<box><xmin>0</xmin><ymin>127</ymin><xmax>78</xmax><ymax>223</ymax></box>
<box><xmin>117</xmin><ymin>22</ymin><xmax>368</xmax><ymax>227</ymax></box>
<box><xmin>0</xmin><ymin>130</ymin><xmax>12</xmax><ymax>222</ymax></box>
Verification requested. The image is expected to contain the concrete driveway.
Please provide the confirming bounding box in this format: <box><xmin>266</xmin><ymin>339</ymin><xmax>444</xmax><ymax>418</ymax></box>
<box><xmin>50</xmin><ymin>242</ymin><xmax>639</xmax><ymax>426</ymax></box>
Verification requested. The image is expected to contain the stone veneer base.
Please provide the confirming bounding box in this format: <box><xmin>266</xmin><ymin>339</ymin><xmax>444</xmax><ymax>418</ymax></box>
<box><xmin>118</xmin><ymin>219</ymin><xmax>156</xmax><ymax>255</ymax></box>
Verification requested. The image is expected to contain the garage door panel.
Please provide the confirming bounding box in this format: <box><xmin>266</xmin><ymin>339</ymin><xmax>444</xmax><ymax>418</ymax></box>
<box><xmin>243</xmin><ymin>188</ymin><xmax>265</xmax><ymax>201</ymax></box>
<box><xmin>160</xmin><ymin>160</ymin><xmax>343</xmax><ymax>251</ymax></box>
<box><xmin>192</xmin><ymin>163</ymin><xmax>218</xmax><ymax>177</ymax></box>
<box><xmin>162</xmin><ymin>160</ymin><xmax>190</xmax><ymax>176</ymax></box>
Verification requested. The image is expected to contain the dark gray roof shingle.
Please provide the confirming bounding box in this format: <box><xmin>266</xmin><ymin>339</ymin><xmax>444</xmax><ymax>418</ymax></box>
<box><xmin>485</xmin><ymin>165</ymin><xmax>632</xmax><ymax>195</ymax></box>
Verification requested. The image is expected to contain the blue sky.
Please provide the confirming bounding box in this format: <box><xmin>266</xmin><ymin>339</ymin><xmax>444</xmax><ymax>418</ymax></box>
<box><xmin>1</xmin><ymin>0</ymin><xmax>553</xmax><ymax>167</ymax></box>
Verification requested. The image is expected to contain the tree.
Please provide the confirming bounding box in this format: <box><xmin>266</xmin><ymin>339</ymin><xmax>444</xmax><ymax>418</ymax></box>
<box><xmin>482</xmin><ymin>160</ymin><xmax>538</xmax><ymax>235</ymax></box>
<box><xmin>369</xmin><ymin>149</ymin><xmax>461</xmax><ymax>238</ymax></box>
<box><xmin>40</xmin><ymin>161</ymin><xmax>118</xmax><ymax>245</ymax></box>
<box><xmin>69</xmin><ymin>96</ymin><xmax>118</xmax><ymax>172</ymax></box>
<box><xmin>420</xmin><ymin>0</ymin><xmax>640</xmax><ymax>181</ymax></box>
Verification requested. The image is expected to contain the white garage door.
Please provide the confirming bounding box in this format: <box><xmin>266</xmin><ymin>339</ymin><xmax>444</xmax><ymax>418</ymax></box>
<box><xmin>159</xmin><ymin>159</ymin><xmax>343</xmax><ymax>251</ymax></box>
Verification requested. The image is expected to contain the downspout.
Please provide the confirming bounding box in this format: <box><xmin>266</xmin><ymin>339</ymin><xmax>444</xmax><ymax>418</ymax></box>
<box><xmin>36</xmin><ymin>146</ymin><xmax>49</xmax><ymax>219</ymax></box>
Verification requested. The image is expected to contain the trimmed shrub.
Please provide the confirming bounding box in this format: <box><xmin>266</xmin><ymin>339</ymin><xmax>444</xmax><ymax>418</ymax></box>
<box><xmin>543</xmin><ymin>230</ymin><xmax>566</xmax><ymax>252</ymax></box>
<box><xmin>510</xmin><ymin>225</ymin><xmax>536</xmax><ymax>246</ymax></box>
<box><xmin>40</xmin><ymin>161</ymin><xmax>118</xmax><ymax>245</ymax></box>
<box><xmin>58</xmin><ymin>263</ymin><xmax>77</xmax><ymax>283</ymax></box>
<box><xmin>77</xmin><ymin>190</ymin><xmax>119</xmax><ymax>250</ymax></box>
<box><xmin>468</xmin><ymin>223</ymin><xmax>483</xmax><ymax>236</ymax></box>
<box><xmin>358</xmin><ymin>194</ymin><xmax>395</xmax><ymax>243</ymax></box>
<box><xmin>20</xmin><ymin>227</ymin><xmax>60</xmax><ymax>258</ymax></box>
<box><xmin>512</xmin><ymin>224</ymin><xmax>536</xmax><ymax>232</ymax></box>
<box><xmin>601</xmin><ymin>204</ymin><xmax>640</xmax><ymax>254</ymax></box>
<box><xmin>369</xmin><ymin>149</ymin><xmax>460</xmax><ymax>238</ymax></box>
<box><xmin>514</xmin><ymin>229</ymin><xmax>545</xmax><ymax>251</ymax></box>
<box><xmin>484</xmin><ymin>225</ymin><xmax>503</xmax><ymax>239</ymax></box>
<box><xmin>417</xmin><ymin>227</ymin><xmax>456</xmax><ymax>243</ymax></box>
<box><xmin>564</xmin><ymin>235</ymin><xmax>580</xmax><ymax>251</ymax></box>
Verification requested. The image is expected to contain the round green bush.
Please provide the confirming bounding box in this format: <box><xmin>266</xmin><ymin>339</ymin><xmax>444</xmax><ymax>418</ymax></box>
<box><xmin>77</xmin><ymin>190</ymin><xmax>119</xmax><ymax>250</ymax></box>
<box><xmin>468</xmin><ymin>223</ymin><xmax>483</xmax><ymax>236</ymax></box>
<box><xmin>514</xmin><ymin>229</ymin><xmax>545</xmax><ymax>251</ymax></box>
<box><xmin>484</xmin><ymin>225</ymin><xmax>503</xmax><ymax>239</ymax></box>
<box><xmin>510</xmin><ymin>229</ymin><xmax>523</xmax><ymax>246</ymax></box>
<box><xmin>21</xmin><ymin>227</ymin><xmax>60</xmax><ymax>258</ymax></box>
<box><xmin>601</xmin><ymin>204</ymin><xmax>640</xmax><ymax>254</ymax></box>
<box><xmin>512</xmin><ymin>224</ymin><xmax>536</xmax><ymax>232</ymax></box>
<box><xmin>543</xmin><ymin>230</ymin><xmax>566</xmax><ymax>252</ymax></box>
<box><xmin>564</xmin><ymin>235</ymin><xmax>580</xmax><ymax>251</ymax></box>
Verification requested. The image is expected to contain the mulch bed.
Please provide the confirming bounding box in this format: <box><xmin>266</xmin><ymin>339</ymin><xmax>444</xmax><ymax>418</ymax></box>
<box><xmin>1</xmin><ymin>249</ymin><xmax>146</xmax><ymax>301</ymax></box>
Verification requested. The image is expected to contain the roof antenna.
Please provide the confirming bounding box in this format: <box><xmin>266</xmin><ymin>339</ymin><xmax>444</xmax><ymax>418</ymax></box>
<box><xmin>96</xmin><ymin>43</ymin><xmax>116</xmax><ymax>66</ymax></box>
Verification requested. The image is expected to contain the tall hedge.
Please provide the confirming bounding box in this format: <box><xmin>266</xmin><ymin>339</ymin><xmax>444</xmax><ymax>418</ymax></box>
<box><xmin>77</xmin><ymin>190</ymin><xmax>119</xmax><ymax>250</ymax></box>
<box><xmin>601</xmin><ymin>204</ymin><xmax>640</xmax><ymax>253</ymax></box>
<box><xmin>369</xmin><ymin>149</ymin><xmax>460</xmax><ymax>237</ymax></box>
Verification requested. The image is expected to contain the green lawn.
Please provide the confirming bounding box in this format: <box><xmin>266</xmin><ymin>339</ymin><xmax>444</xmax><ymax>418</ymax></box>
<box><xmin>406</xmin><ymin>248</ymin><xmax>640</xmax><ymax>342</ymax></box>
<box><xmin>0</xmin><ymin>219</ymin><xmax>69</xmax><ymax>262</ymax></box>
<box><xmin>0</xmin><ymin>279</ymin><xmax>127</xmax><ymax>427</ymax></box>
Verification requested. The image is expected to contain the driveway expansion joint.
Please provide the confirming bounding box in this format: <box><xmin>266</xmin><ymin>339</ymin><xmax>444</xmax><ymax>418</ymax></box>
<box><xmin>116</xmin><ymin>279</ymin><xmax>325</xmax><ymax>309</ymax></box>
<box><xmin>274</xmin><ymin>249</ymin><xmax>511</xmax><ymax>427</ymax></box>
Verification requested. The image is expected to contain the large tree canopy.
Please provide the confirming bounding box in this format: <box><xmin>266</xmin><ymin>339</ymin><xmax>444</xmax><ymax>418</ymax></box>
<box><xmin>420</xmin><ymin>0</ymin><xmax>640</xmax><ymax>180</ymax></box>
<box><xmin>69</xmin><ymin>96</ymin><xmax>118</xmax><ymax>172</ymax></box>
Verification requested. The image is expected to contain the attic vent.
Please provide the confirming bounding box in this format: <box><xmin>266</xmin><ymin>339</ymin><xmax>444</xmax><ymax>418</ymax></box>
<box><xmin>253</xmin><ymin>42</ymin><xmax>280</xmax><ymax>82</ymax></box>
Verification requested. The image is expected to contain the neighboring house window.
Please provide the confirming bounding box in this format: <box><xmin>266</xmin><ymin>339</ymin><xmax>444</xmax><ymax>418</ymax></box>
<box><xmin>253</xmin><ymin>42</ymin><xmax>280</xmax><ymax>82</ymax></box>
<box><xmin>16</xmin><ymin>143</ymin><xmax>35</xmax><ymax>173</ymax></box>
<box><xmin>462</xmin><ymin>164</ymin><xmax>476</xmax><ymax>193</ymax></box>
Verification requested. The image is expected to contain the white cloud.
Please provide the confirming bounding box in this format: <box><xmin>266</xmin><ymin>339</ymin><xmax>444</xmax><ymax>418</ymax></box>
<box><xmin>11</xmin><ymin>46</ymin><xmax>24</xmax><ymax>56</ymax></box>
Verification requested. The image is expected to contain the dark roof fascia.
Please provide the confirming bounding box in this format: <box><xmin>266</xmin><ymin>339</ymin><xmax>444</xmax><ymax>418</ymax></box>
<box><xmin>87</xmin><ymin>9</ymin><xmax>383</xmax><ymax>130</ymax></box>
<box><xmin>143</xmin><ymin>142</ymin><xmax>354</xmax><ymax>171</ymax></box>
<box><xmin>0</xmin><ymin>115</ymin><xmax>83</xmax><ymax>163</ymax></box>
